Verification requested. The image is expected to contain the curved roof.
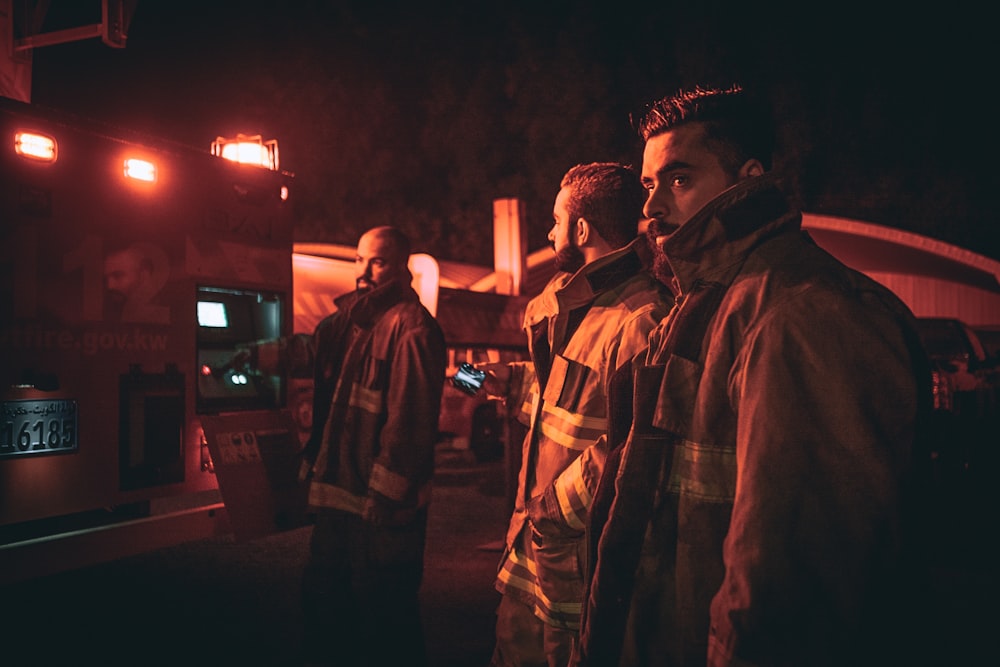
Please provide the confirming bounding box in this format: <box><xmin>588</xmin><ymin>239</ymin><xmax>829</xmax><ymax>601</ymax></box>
<box><xmin>800</xmin><ymin>214</ymin><xmax>1000</xmax><ymax>326</ymax></box>
<box><xmin>292</xmin><ymin>213</ymin><xmax>1000</xmax><ymax>334</ymax></box>
<box><xmin>801</xmin><ymin>214</ymin><xmax>1000</xmax><ymax>294</ymax></box>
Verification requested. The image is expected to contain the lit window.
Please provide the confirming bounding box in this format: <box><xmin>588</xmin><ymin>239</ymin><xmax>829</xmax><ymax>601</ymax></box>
<box><xmin>14</xmin><ymin>131</ymin><xmax>57</xmax><ymax>162</ymax></box>
<box><xmin>124</xmin><ymin>158</ymin><xmax>156</xmax><ymax>182</ymax></box>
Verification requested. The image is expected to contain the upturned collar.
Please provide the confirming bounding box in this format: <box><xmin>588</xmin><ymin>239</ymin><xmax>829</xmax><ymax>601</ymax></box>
<box><xmin>527</xmin><ymin>236</ymin><xmax>653</xmax><ymax>327</ymax></box>
<box><xmin>660</xmin><ymin>174</ymin><xmax>801</xmax><ymax>295</ymax></box>
<box><xmin>345</xmin><ymin>270</ymin><xmax>419</xmax><ymax>327</ymax></box>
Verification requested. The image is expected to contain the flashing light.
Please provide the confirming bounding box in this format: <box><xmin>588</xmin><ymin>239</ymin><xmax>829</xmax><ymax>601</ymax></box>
<box><xmin>124</xmin><ymin>157</ymin><xmax>156</xmax><ymax>182</ymax></box>
<box><xmin>280</xmin><ymin>185</ymin><xmax>289</xmax><ymax>201</ymax></box>
<box><xmin>211</xmin><ymin>134</ymin><xmax>279</xmax><ymax>171</ymax></box>
<box><xmin>14</xmin><ymin>131</ymin><xmax>57</xmax><ymax>162</ymax></box>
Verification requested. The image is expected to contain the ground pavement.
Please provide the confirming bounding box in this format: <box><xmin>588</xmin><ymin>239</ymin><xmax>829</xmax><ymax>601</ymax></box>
<box><xmin>1</xmin><ymin>446</ymin><xmax>995</xmax><ymax>665</ymax></box>
<box><xmin>0</xmin><ymin>447</ymin><xmax>510</xmax><ymax>666</ymax></box>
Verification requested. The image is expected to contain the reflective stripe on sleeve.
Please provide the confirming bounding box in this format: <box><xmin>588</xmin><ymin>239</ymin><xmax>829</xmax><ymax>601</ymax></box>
<box><xmin>308</xmin><ymin>482</ymin><xmax>365</xmax><ymax>514</ymax></box>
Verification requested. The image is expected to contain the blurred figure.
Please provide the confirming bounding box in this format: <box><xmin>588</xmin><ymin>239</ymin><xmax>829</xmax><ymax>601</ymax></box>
<box><xmin>482</xmin><ymin>163</ymin><xmax>671</xmax><ymax>667</ymax></box>
<box><xmin>298</xmin><ymin>226</ymin><xmax>447</xmax><ymax>667</ymax></box>
<box><xmin>573</xmin><ymin>85</ymin><xmax>933</xmax><ymax>666</ymax></box>
<box><xmin>104</xmin><ymin>242</ymin><xmax>167</xmax><ymax>323</ymax></box>
<box><xmin>104</xmin><ymin>245</ymin><xmax>152</xmax><ymax>305</ymax></box>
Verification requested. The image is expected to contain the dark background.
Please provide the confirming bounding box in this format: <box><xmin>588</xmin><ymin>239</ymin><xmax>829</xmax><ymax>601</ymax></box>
<box><xmin>24</xmin><ymin>0</ymin><xmax>999</xmax><ymax>267</ymax></box>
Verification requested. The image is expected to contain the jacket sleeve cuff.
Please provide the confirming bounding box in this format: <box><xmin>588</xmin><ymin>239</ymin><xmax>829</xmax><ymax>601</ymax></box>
<box><xmin>527</xmin><ymin>482</ymin><xmax>584</xmax><ymax>538</ymax></box>
<box><xmin>368</xmin><ymin>461</ymin><xmax>411</xmax><ymax>502</ymax></box>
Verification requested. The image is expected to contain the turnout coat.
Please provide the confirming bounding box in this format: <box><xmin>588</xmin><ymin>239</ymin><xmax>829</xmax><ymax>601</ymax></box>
<box><xmin>495</xmin><ymin>238</ymin><xmax>671</xmax><ymax>630</ymax></box>
<box><xmin>302</xmin><ymin>275</ymin><xmax>446</xmax><ymax>522</ymax></box>
<box><xmin>575</xmin><ymin>176</ymin><xmax>932</xmax><ymax>666</ymax></box>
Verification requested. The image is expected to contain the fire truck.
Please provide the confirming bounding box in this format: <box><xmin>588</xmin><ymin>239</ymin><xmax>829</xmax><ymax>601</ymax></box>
<box><xmin>0</xmin><ymin>94</ymin><xmax>306</xmax><ymax>583</ymax></box>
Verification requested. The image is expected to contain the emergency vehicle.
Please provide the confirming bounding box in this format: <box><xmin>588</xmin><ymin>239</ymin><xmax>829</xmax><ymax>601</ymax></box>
<box><xmin>0</xmin><ymin>95</ymin><xmax>539</xmax><ymax>585</ymax></box>
<box><xmin>0</xmin><ymin>94</ymin><xmax>303</xmax><ymax>583</ymax></box>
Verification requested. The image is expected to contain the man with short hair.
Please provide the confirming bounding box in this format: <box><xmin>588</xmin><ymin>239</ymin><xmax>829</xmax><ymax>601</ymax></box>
<box><xmin>299</xmin><ymin>225</ymin><xmax>447</xmax><ymax>667</ymax></box>
<box><xmin>573</xmin><ymin>85</ymin><xmax>932</xmax><ymax>666</ymax></box>
<box><xmin>485</xmin><ymin>162</ymin><xmax>671</xmax><ymax>666</ymax></box>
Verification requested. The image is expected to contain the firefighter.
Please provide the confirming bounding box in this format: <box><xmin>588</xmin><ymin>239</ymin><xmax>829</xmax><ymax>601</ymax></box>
<box><xmin>298</xmin><ymin>225</ymin><xmax>447</xmax><ymax>667</ymax></box>
<box><xmin>573</xmin><ymin>85</ymin><xmax>933</xmax><ymax>667</ymax></box>
<box><xmin>480</xmin><ymin>163</ymin><xmax>671</xmax><ymax>666</ymax></box>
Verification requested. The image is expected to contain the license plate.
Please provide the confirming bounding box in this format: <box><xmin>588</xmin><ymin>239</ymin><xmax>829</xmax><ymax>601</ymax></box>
<box><xmin>1</xmin><ymin>399</ymin><xmax>79</xmax><ymax>459</ymax></box>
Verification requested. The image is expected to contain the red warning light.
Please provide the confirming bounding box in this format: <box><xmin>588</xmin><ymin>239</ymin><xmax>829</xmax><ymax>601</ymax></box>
<box><xmin>200</xmin><ymin>364</ymin><xmax>213</xmax><ymax>376</ymax></box>
<box><xmin>14</xmin><ymin>131</ymin><xmax>57</xmax><ymax>162</ymax></box>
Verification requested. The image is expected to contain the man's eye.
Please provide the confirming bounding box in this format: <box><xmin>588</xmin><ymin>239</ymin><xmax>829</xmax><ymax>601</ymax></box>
<box><xmin>671</xmin><ymin>175</ymin><xmax>688</xmax><ymax>187</ymax></box>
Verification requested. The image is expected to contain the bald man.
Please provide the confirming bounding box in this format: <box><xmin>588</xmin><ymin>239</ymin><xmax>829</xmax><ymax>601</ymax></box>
<box><xmin>299</xmin><ymin>226</ymin><xmax>447</xmax><ymax>667</ymax></box>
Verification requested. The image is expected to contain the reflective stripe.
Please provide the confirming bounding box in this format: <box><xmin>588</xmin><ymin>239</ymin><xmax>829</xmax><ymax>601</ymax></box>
<box><xmin>369</xmin><ymin>462</ymin><xmax>432</xmax><ymax>506</ymax></box>
<box><xmin>538</xmin><ymin>414</ymin><xmax>604</xmax><ymax>452</ymax></box>
<box><xmin>496</xmin><ymin>546</ymin><xmax>583</xmax><ymax>628</ymax></box>
<box><xmin>308</xmin><ymin>481</ymin><xmax>365</xmax><ymax>514</ymax></box>
<box><xmin>666</xmin><ymin>439</ymin><xmax>738</xmax><ymax>502</ymax></box>
<box><xmin>521</xmin><ymin>388</ymin><xmax>539</xmax><ymax>429</ymax></box>
<box><xmin>348</xmin><ymin>383</ymin><xmax>382</xmax><ymax>414</ymax></box>
<box><xmin>556</xmin><ymin>457</ymin><xmax>591</xmax><ymax>531</ymax></box>
<box><xmin>537</xmin><ymin>401</ymin><xmax>606</xmax><ymax>451</ymax></box>
<box><xmin>369</xmin><ymin>461</ymin><xmax>410</xmax><ymax>501</ymax></box>
<box><xmin>542</xmin><ymin>402</ymin><xmax>606</xmax><ymax>434</ymax></box>
<box><xmin>498</xmin><ymin>546</ymin><xmax>536</xmax><ymax>581</ymax></box>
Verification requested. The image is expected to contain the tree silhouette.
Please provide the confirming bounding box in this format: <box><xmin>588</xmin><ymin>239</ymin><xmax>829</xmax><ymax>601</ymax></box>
<box><xmin>26</xmin><ymin>0</ymin><xmax>999</xmax><ymax>264</ymax></box>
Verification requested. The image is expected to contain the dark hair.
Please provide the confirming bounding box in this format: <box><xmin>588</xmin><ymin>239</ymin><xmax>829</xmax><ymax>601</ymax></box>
<box><xmin>559</xmin><ymin>162</ymin><xmax>645</xmax><ymax>248</ymax></box>
<box><xmin>636</xmin><ymin>84</ymin><xmax>774</xmax><ymax>174</ymax></box>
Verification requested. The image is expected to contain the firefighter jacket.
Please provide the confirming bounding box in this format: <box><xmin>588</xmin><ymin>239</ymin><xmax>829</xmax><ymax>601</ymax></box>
<box><xmin>302</xmin><ymin>275</ymin><xmax>447</xmax><ymax>524</ymax></box>
<box><xmin>495</xmin><ymin>237</ymin><xmax>672</xmax><ymax>630</ymax></box>
<box><xmin>574</xmin><ymin>175</ymin><xmax>932</xmax><ymax>666</ymax></box>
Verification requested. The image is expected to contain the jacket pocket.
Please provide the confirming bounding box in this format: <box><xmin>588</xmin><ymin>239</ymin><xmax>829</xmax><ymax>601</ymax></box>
<box><xmin>542</xmin><ymin>354</ymin><xmax>595</xmax><ymax>411</ymax></box>
<box><xmin>529</xmin><ymin>522</ymin><xmax>586</xmax><ymax>610</ymax></box>
<box><xmin>652</xmin><ymin>353</ymin><xmax>700</xmax><ymax>435</ymax></box>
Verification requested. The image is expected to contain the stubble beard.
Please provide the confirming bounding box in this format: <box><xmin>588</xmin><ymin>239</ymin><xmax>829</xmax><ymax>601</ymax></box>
<box><xmin>553</xmin><ymin>240</ymin><xmax>586</xmax><ymax>274</ymax></box>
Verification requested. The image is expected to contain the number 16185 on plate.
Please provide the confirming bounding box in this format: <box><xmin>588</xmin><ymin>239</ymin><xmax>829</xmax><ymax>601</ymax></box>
<box><xmin>1</xmin><ymin>399</ymin><xmax>79</xmax><ymax>459</ymax></box>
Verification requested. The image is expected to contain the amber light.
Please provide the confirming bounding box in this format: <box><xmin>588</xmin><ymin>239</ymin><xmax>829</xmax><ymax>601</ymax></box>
<box><xmin>124</xmin><ymin>157</ymin><xmax>156</xmax><ymax>182</ymax></box>
<box><xmin>14</xmin><ymin>131</ymin><xmax>57</xmax><ymax>162</ymax></box>
<box><xmin>211</xmin><ymin>134</ymin><xmax>279</xmax><ymax>170</ymax></box>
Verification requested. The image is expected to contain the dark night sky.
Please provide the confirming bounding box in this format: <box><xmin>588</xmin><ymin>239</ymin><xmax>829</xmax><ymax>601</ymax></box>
<box><xmin>23</xmin><ymin>1</ymin><xmax>999</xmax><ymax>266</ymax></box>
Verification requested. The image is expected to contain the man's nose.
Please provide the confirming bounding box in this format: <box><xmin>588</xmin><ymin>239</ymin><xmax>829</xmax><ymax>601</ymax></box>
<box><xmin>643</xmin><ymin>189</ymin><xmax>663</xmax><ymax>220</ymax></box>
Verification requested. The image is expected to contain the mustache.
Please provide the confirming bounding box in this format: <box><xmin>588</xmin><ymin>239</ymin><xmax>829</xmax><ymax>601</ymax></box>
<box><xmin>645</xmin><ymin>218</ymin><xmax>677</xmax><ymax>237</ymax></box>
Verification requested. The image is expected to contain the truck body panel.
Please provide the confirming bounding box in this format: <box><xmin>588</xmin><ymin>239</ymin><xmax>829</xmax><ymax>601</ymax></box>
<box><xmin>1</xmin><ymin>97</ymin><xmax>296</xmax><ymax>556</ymax></box>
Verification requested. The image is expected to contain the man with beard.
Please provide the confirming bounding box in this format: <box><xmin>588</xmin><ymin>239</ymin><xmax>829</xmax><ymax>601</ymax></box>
<box><xmin>103</xmin><ymin>242</ymin><xmax>168</xmax><ymax>323</ymax></box>
<box><xmin>298</xmin><ymin>225</ymin><xmax>447</xmax><ymax>667</ymax></box>
<box><xmin>572</xmin><ymin>85</ymin><xmax>933</xmax><ymax>666</ymax></box>
<box><xmin>480</xmin><ymin>162</ymin><xmax>671</xmax><ymax>666</ymax></box>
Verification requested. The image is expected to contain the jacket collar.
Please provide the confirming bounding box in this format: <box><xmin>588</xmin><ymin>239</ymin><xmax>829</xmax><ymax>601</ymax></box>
<box><xmin>527</xmin><ymin>236</ymin><xmax>652</xmax><ymax>327</ymax></box>
<box><xmin>344</xmin><ymin>270</ymin><xmax>419</xmax><ymax>327</ymax></box>
<box><xmin>661</xmin><ymin>173</ymin><xmax>801</xmax><ymax>295</ymax></box>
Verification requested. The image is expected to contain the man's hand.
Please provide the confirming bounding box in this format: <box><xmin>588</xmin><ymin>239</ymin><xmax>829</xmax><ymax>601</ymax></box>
<box><xmin>527</xmin><ymin>485</ymin><xmax>583</xmax><ymax>539</ymax></box>
<box><xmin>477</xmin><ymin>362</ymin><xmax>511</xmax><ymax>398</ymax></box>
<box><xmin>229</xmin><ymin>347</ymin><xmax>253</xmax><ymax>371</ymax></box>
<box><xmin>362</xmin><ymin>490</ymin><xmax>416</xmax><ymax>527</ymax></box>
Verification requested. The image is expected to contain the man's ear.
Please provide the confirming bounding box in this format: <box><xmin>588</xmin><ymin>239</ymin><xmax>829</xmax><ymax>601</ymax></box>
<box><xmin>576</xmin><ymin>218</ymin><xmax>591</xmax><ymax>245</ymax></box>
<box><xmin>738</xmin><ymin>159</ymin><xmax>765</xmax><ymax>180</ymax></box>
